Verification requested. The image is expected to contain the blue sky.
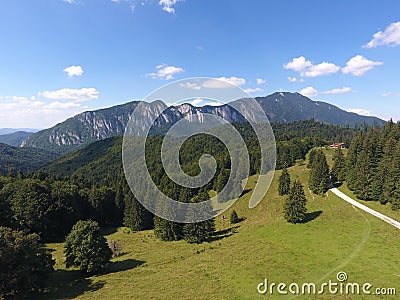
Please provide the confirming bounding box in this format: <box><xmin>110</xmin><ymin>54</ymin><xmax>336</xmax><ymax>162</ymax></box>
<box><xmin>1</xmin><ymin>0</ymin><xmax>400</xmax><ymax>128</ymax></box>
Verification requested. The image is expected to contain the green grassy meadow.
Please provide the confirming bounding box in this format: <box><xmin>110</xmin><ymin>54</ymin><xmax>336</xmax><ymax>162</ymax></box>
<box><xmin>37</xmin><ymin>163</ymin><xmax>399</xmax><ymax>300</ymax></box>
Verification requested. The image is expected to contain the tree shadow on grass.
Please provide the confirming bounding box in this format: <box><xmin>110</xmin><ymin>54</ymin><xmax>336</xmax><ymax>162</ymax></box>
<box><xmin>240</xmin><ymin>189</ymin><xmax>252</xmax><ymax>197</ymax></box>
<box><xmin>35</xmin><ymin>270</ymin><xmax>105</xmax><ymax>300</ymax></box>
<box><xmin>333</xmin><ymin>181</ymin><xmax>344</xmax><ymax>188</ymax></box>
<box><xmin>36</xmin><ymin>259</ymin><xmax>145</xmax><ymax>299</ymax></box>
<box><xmin>99</xmin><ymin>259</ymin><xmax>145</xmax><ymax>275</ymax></box>
<box><xmin>302</xmin><ymin>211</ymin><xmax>323</xmax><ymax>224</ymax></box>
<box><xmin>210</xmin><ymin>225</ymin><xmax>240</xmax><ymax>242</ymax></box>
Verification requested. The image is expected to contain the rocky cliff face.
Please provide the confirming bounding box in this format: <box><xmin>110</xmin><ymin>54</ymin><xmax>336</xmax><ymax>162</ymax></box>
<box><xmin>22</xmin><ymin>92</ymin><xmax>385</xmax><ymax>154</ymax></box>
<box><xmin>22</xmin><ymin>100</ymin><xmax>244</xmax><ymax>153</ymax></box>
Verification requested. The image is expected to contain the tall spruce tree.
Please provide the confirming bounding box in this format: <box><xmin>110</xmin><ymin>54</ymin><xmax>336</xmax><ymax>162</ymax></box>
<box><xmin>123</xmin><ymin>192</ymin><xmax>153</xmax><ymax>232</ymax></box>
<box><xmin>346</xmin><ymin>132</ymin><xmax>364</xmax><ymax>190</ymax></box>
<box><xmin>284</xmin><ymin>179</ymin><xmax>307</xmax><ymax>223</ymax></box>
<box><xmin>183</xmin><ymin>192</ymin><xmax>215</xmax><ymax>244</ymax></box>
<box><xmin>331</xmin><ymin>148</ymin><xmax>346</xmax><ymax>182</ymax></box>
<box><xmin>278</xmin><ymin>168</ymin><xmax>291</xmax><ymax>196</ymax></box>
<box><xmin>308</xmin><ymin>150</ymin><xmax>330</xmax><ymax>194</ymax></box>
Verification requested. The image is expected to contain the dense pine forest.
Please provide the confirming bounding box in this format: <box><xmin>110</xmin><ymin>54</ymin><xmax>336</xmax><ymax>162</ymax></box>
<box><xmin>344</xmin><ymin>120</ymin><xmax>400</xmax><ymax>210</ymax></box>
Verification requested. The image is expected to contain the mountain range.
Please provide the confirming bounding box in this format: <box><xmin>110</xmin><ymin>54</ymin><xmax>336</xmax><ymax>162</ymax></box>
<box><xmin>19</xmin><ymin>92</ymin><xmax>384</xmax><ymax>154</ymax></box>
<box><xmin>0</xmin><ymin>131</ymin><xmax>34</xmax><ymax>147</ymax></box>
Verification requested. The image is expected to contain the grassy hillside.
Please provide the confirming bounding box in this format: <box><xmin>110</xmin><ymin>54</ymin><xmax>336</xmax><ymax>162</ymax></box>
<box><xmin>37</xmin><ymin>164</ymin><xmax>400</xmax><ymax>300</ymax></box>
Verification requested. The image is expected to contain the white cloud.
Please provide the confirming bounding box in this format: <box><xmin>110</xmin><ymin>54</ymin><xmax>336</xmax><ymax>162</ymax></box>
<box><xmin>288</xmin><ymin>76</ymin><xmax>297</xmax><ymax>82</ymax></box>
<box><xmin>218</xmin><ymin>76</ymin><xmax>246</xmax><ymax>86</ymax></box>
<box><xmin>179</xmin><ymin>82</ymin><xmax>201</xmax><ymax>90</ymax></box>
<box><xmin>325</xmin><ymin>87</ymin><xmax>352</xmax><ymax>94</ymax></box>
<box><xmin>0</xmin><ymin>94</ymin><xmax>88</xmax><ymax>128</ymax></box>
<box><xmin>284</xmin><ymin>56</ymin><xmax>312</xmax><ymax>72</ymax></box>
<box><xmin>284</xmin><ymin>56</ymin><xmax>340</xmax><ymax>77</ymax></box>
<box><xmin>347</xmin><ymin>108</ymin><xmax>371</xmax><ymax>116</ymax></box>
<box><xmin>46</xmin><ymin>101</ymin><xmax>81</xmax><ymax>109</ymax></box>
<box><xmin>364</xmin><ymin>21</ymin><xmax>400</xmax><ymax>48</ymax></box>
<box><xmin>63</xmin><ymin>0</ymin><xmax>76</xmax><ymax>3</ymax></box>
<box><xmin>111</xmin><ymin>0</ymin><xmax>136</xmax><ymax>12</ymax></box>
<box><xmin>300</xmin><ymin>86</ymin><xmax>318</xmax><ymax>98</ymax></box>
<box><xmin>39</xmin><ymin>88</ymin><xmax>99</xmax><ymax>101</ymax></box>
<box><xmin>203</xmin><ymin>101</ymin><xmax>224</xmax><ymax>106</ymax></box>
<box><xmin>190</xmin><ymin>98</ymin><xmax>203</xmax><ymax>106</ymax></box>
<box><xmin>148</xmin><ymin>64</ymin><xmax>184</xmax><ymax>80</ymax></box>
<box><xmin>300</xmin><ymin>86</ymin><xmax>352</xmax><ymax>98</ymax></box>
<box><xmin>303</xmin><ymin>62</ymin><xmax>340</xmax><ymax>77</ymax></box>
<box><xmin>244</xmin><ymin>87</ymin><xmax>264</xmax><ymax>94</ymax></box>
<box><xmin>202</xmin><ymin>77</ymin><xmax>246</xmax><ymax>89</ymax></box>
<box><xmin>63</xmin><ymin>65</ymin><xmax>84</xmax><ymax>77</ymax></box>
<box><xmin>256</xmin><ymin>78</ymin><xmax>266</xmax><ymax>85</ymax></box>
<box><xmin>382</xmin><ymin>92</ymin><xmax>400</xmax><ymax>97</ymax></box>
<box><xmin>159</xmin><ymin>0</ymin><xmax>182</xmax><ymax>14</ymax></box>
<box><xmin>342</xmin><ymin>55</ymin><xmax>383</xmax><ymax>76</ymax></box>
<box><xmin>180</xmin><ymin>77</ymin><xmax>247</xmax><ymax>90</ymax></box>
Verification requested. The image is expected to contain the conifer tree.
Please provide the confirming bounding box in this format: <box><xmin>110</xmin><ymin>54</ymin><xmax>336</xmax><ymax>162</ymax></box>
<box><xmin>331</xmin><ymin>148</ymin><xmax>346</xmax><ymax>182</ymax></box>
<box><xmin>230</xmin><ymin>210</ymin><xmax>240</xmax><ymax>224</ymax></box>
<box><xmin>278</xmin><ymin>168</ymin><xmax>291</xmax><ymax>196</ymax></box>
<box><xmin>183</xmin><ymin>192</ymin><xmax>215</xmax><ymax>244</ymax></box>
<box><xmin>308</xmin><ymin>150</ymin><xmax>329</xmax><ymax>194</ymax></box>
<box><xmin>284</xmin><ymin>179</ymin><xmax>307</xmax><ymax>223</ymax></box>
<box><xmin>123</xmin><ymin>192</ymin><xmax>153</xmax><ymax>232</ymax></box>
<box><xmin>346</xmin><ymin>132</ymin><xmax>364</xmax><ymax>189</ymax></box>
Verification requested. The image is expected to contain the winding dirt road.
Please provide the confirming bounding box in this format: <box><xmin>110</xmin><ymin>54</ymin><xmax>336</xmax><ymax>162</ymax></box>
<box><xmin>330</xmin><ymin>188</ymin><xmax>400</xmax><ymax>230</ymax></box>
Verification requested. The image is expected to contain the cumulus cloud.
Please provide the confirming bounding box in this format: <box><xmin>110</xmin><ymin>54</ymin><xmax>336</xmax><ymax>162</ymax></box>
<box><xmin>284</xmin><ymin>56</ymin><xmax>340</xmax><ymax>77</ymax></box>
<box><xmin>39</xmin><ymin>88</ymin><xmax>99</xmax><ymax>101</ymax></box>
<box><xmin>300</xmin><ymin>86</ymin><xmax>353</xmax><ymax>98</ymax></box>
<box><xmin>202</xmin><ymin>77</ymin><xmax>246</xmax><ymax>88</ymax></box>
<box><xmin>179</xmin><ymin>82</ymin><xmax>201</xmax><ymax>90</ymax></box>
<box><xmin>364</xmin><ymin>21</ymin><xmax>400</xmax><ymax>48</ymax></box>
<box><xmin>148</xmin><ymin>64</ymin><xmax>184</xmax><ymax>80</ymax></box>
<box><xmin>244</xmin><ymin>87</ymin><xmax>264</xmax><ymax>94</ymax></box>
<box><xmin>347</xmin><ymin>108</ymin><xmax>371</xmax><ymax>116</ymax></box>
<box><xmin>63</xmin><ymin>65</ymin><xmax>84</xmax><ymax>77</ymax></box>
<box><xmin>284</xmin><ymin>56</ymin><xmax>312</xmax><ymax>72</ymax></box>
<box><xmin>256</xmin><ymin>78</ymin><xmax>266</xmax><ymax>85</ymax></box>
<box><xmin>342</xmin><ymin>55</ymin><xmax>383</xmax><ymax>76</ymax></box>
<box><xmin>179</xmin><ymin>77</ymin><xmax>247</xmax><ymax>90</ymax></box>
<box><xmin>288</xmin><ymin>77</ymin><xmax>297</xmax><ymax>82</ymax></box>
<box><xmin>303</xmin><ymin>62</ymin><xmax>340</xmax><ymax>77</ymax></box>
<box><xmin>300</xmin><ymin>86</ymin><xmax>318</xmax><ymax>98</ymax></box>
<box><xmin>325</xmin><ymin>87</ymin><xmax>352</xmax><ymax>94</ymax></box>
<box><xmin>63</xmin><ymin>0</ymin><xmax>76</xmax><ymax>3</ymax></box>
<box><xmin>203</xmin><ymin>101</ymin><xmax>224</xmax><ymax>106</ymax></box>
<box><xmin>0</xmin><ymin>94</ymin><xmax>89</xmax><ymax>128</ymax></box>
<box><xmin>190</xmin><ymin>98</ymin><xmax>203</xmax><ymax>106</ymax></box>
<box><xmin>159</xmin><ymin>0</ymin><xmax>182</xmax><ymax>14</ymax></box>
<box><xmin>46</xmin><ymin>101</ymin><xmax>81</xmax><ymax>109</ymax></box>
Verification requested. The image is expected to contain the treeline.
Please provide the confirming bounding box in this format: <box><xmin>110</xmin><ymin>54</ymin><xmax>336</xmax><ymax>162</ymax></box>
<box><xmin>345</xmin><ymin>120</ymin><xmax>400</xmax><ymax>209</ymax></box>
<box><xmin>0</xmin><ymin>119</ymin><xmax>361</xmax><ymax>245</ymax></box>
<box><xmin>0</xmin><ymin>172</ymin><xmax>125</xmax><ymax>242</ymax></box>
<box><xmin>273</xmin><ymin>120</ymin><xmax>356</xmax><ymax>169</ymax></box>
